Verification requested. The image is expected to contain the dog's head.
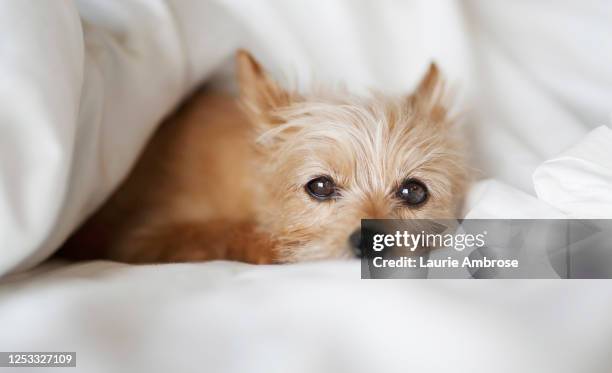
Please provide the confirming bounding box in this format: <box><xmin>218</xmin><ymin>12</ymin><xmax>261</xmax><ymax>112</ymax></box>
<box><xmin>237</xmin><ymin>50</ymin><xmax>468</xmax><ymax>262</ymax></box>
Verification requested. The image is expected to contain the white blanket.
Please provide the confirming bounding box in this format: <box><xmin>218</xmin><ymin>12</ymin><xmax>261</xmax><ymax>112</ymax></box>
<box><xmin>1</xmin><ymin>1</ymin><xmax>612</xmax><ymax>372</ymax></box>
<box><xmin>2</xmin><ymin>259</ymin><xmax>612</xmax><ymax>373</ymax></box>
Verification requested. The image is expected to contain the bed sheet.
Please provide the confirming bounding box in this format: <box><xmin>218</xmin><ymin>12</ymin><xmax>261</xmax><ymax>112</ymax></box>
<box><xmin>1</xmin><ymin>1</ymin><xmax>612</xmax><ymax>372</ymax></box>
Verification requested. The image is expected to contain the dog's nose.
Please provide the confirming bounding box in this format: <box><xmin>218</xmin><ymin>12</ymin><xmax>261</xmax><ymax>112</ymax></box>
<box><xmin>348</xmin><ymin>229</ymin><xmax>364</xmax><ymax>258</ymax></box>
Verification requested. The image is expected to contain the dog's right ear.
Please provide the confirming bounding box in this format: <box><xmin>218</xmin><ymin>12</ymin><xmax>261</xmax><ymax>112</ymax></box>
<box><xmin>236</xmin><ymin>50</ymin><xmax>291</xmax><ymax>126</ymax></box>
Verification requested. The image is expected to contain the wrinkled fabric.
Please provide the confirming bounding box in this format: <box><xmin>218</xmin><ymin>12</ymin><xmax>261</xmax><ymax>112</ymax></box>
<box><xmin>534</xmin><ymin>126</ymin><xmax>612</xmax><ymax>218</ymax></box>
<box><xmin>1</xmin><ymin>2</ymin><xmax>612</xmax><ymax>372</ymax></box>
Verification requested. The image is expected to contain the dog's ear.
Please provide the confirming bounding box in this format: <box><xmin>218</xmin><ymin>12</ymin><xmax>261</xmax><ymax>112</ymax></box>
<box><xmin>236</xmin><ymin>50</ymin><xmax>291</xmax><ymax>126</ymax></box>
<box><xmin>408</xmin><ymin>62</ymin><xmax>447</xmax><ymax>122</ymax></box>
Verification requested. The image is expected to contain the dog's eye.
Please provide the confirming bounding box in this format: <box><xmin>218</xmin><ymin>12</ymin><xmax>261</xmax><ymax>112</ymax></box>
<box><xmin>305</xmin><ymin>176</ymin><xmax>337</xmax><ymax>200</ymax></box>
<box><xmin>397</xmin><ymin>178</ymin><xmax>428</xmax><ymax>206</ymax></box>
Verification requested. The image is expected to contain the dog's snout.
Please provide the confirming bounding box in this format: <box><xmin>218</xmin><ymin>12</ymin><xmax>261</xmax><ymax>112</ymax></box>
<box><xmin>349</xmin><ymin>229</ymin><xmax>363</xmax><ymax>258</ymax></box>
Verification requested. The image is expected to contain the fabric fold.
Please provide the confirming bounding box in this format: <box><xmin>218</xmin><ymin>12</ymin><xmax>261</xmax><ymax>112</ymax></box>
<box><xmin>533</xmin><ymin>125</ymin><xmax>612</xmax><ymax>218</ymax></box>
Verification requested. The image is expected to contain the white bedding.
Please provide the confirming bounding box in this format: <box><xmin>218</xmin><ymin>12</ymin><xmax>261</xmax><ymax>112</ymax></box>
<box><xmin>2</xmin><ymin>260</ymin><xmax>612</xmax><ymax>373</ymax></box>
<box><xmin>1</xmin><ymin>1</ymin><xmax>612</xmax><ymax>372</ymax></box>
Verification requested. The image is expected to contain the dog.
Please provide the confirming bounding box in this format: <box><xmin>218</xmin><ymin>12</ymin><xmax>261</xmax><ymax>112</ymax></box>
<box><xmin>60</xmin><ymin>50</ymin><xmax>468</xmax><ymax>264</ymax></box>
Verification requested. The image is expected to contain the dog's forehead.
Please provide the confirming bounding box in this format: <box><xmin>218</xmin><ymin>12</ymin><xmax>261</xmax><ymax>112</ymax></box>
<box><xmin>286</xmin><ymin>100</ymin><xmax>445</xmax><ymax>186</ymax></box>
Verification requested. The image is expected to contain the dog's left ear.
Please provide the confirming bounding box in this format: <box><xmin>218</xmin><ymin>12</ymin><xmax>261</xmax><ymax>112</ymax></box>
<box><xmin>236</xmin><ymin>50</ymin><xmax>291</xmax><ymax>126</ymax></box>
<box><xmin>408</xmin><ymin>62</ymin><xmax>447</xmax><ymax>122</ymax></box>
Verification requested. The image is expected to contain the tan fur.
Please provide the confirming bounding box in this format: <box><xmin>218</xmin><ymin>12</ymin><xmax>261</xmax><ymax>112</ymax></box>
<box><xmin>60</xmin><ymin>50</ymin><xmax>468</xmax><ymax>264</ymax></box>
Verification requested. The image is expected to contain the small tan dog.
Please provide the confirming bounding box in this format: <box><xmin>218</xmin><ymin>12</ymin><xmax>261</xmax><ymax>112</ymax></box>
<box><xmin>61</xmin><ymin>50</ymin><xmax>468</xmax><ymax>264</ymax></box>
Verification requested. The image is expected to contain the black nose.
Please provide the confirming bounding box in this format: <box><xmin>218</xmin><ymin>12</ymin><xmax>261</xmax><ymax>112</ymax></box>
<box><xmin>349</xmin><ymin>229</ymin><xmax>364</xmax><ymax>258</ymax></box>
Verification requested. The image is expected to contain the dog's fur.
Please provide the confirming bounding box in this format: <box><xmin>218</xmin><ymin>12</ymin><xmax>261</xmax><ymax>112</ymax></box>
<box><xmin>61</xmin><ymin>50</ymin><xmax>468</xmax><ymax>264</ymax></box>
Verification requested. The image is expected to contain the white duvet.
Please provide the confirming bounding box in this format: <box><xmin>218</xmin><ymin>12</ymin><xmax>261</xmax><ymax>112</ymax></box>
<box><xmin>1</xmin><ymin>1</ymin><xmax>612</xmax><ymax>372</ymax></box>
